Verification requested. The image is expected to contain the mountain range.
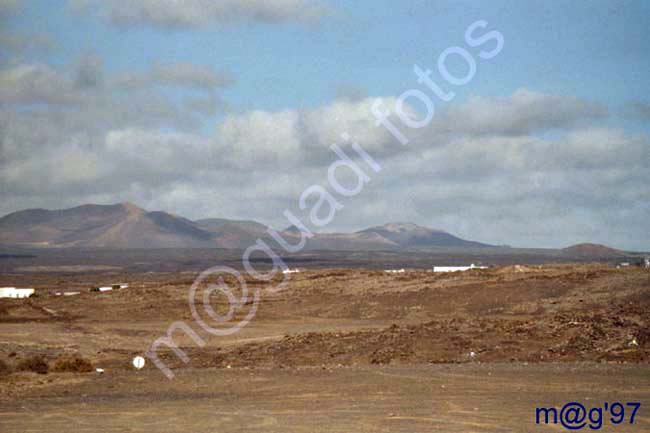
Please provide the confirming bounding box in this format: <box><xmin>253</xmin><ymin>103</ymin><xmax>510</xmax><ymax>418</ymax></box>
<box><xmin>0</xmin><ymin>203</ymin><xmax>495</xmax><ymax>250</ymax></box>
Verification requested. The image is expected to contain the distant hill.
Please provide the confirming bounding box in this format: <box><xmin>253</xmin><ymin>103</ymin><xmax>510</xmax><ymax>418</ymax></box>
<box><xmin>0</xmin><ymin>203</ymin><xmax>214</xmax><ymax>248</ymax></box>
<box><xmin>280</xmin><ymin>227</ymin><xmax>399</xmax><ymax>251</ymax></box>
<box><xmin>562</xmin><ymin>243</ymin><xmax>624</xmax><ymax>258</ymax></box>
<box><xmin>357</xmin><ymin>222</ymin><xmax>493</xmax><ymax>249</ymax></box>
<box><xmin>275</xmin><ymin>222</ymin><xmax>494</xmax><ymax>251</ymax></box>
<box><xmin>195</xmin><ymin>218</ymin><xmax>268</xmax><ymax>249</ymax></box>
<box><xmin>0</xmin><ymin>203</ymin><xmax>495</xmax><ymax>250</ymax></box>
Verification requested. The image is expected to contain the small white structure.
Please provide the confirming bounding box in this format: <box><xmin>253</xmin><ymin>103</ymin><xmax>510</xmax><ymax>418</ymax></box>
<box><xmin>433</xmin><ymin>263</ymin><xmax>487</xmax><ymax>273</ymax></box>
<box><xmin>56</xmin><ymin>291</ymin><xmax>81</xmax><ymax>296</ymax></box>
<box><xmin>91</xmin><ymin>283</ymin><xmax>128</xmax><ymax>292</ymax></box>
<box><xmin>0</xmin><ymin>287</ymin><xmax>35</xmax><ymax>298</ymax></box>
<box><xmin>644</xmin><ymin>257</ymin><xmax>650</xmax><ymax>269</ymax></box>
<box><xmin>384</xmin><ymin>269</ymin><xmax>405</xmax><ymax>273</ymax></box>
<box><xmin>282</xmin><ymin>268</ymin><xmax>300</xmax><ymax>274</ymax></box>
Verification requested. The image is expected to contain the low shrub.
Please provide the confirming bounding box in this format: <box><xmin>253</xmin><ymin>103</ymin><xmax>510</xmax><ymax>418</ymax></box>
<box><xmin>0</xmin><ymin>359</ymin><xmax>12</xmax><ymax>376</ymax></box>
<box><xmin>16</xmin><ymin>355</ymin><xmax>49</xmax><ymax>374</ymax></box>
<box><xmin>52</xmin><ymin>354</ymin><xmax>94</xmax><ymax>373</ymax></box>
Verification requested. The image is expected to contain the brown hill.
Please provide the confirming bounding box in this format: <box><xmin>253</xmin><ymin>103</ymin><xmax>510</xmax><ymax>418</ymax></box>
<box><xmin>195</xmin><ymin>218</ymin><xmax>269</xmax><ymax>249</ymax></box>
<box><xmin>279</xmin><ymin>228</ymin><xmax>399</xmax><ymax>251</ymax></box>
<box><xmin>357</xmin><ymin>222</ymin><xmax>492</xmax><ymax>249</ymax></box>
<box><xmin>0</xmin><ymin>203</ymin><xmax>215</xmax><ymax>248</ymax></box>
<box><xmin>276</xmin><ymin>222</ymin><xmax>493</xmax><ymax>251</ymax></box>
<box><xmin>0</xmin><ymin>203</ymin><xmax>494</xmax><ymax>250</ymax></box>
<box><xmin>562</xmin><ymin>243</ymin><xmax>624</xmax><ymax>258</ymax></box>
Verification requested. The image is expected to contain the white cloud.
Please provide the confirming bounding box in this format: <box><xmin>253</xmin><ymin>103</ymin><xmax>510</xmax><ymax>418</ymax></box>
<box><xmin>116</xmin><ymin>62</ymin><xmax>234</xmax><ymax>91</ymax></box>
<box><xmin>104</xmin><ymin>128</ymin><xmax>212</xmax><ymax>176</ymax></box>
<box><xmin>0</xmin><ymin>32</ymin><xmax>52</xmax><ymax>52</ymax></box>
<box><xmin>0</xmin><ymin>59</ymin><xmax>232</xmax><ymax>135</ymax></box>
<box><xmin>70</xmin><ymin>0</ymin><xmax>330</xmax><ymax>29</ymax></box>
<box><xmin>432</xmin><ymin>88</ymin><xmax>606</xmax><ymax>136</ymax></box>
<box><xmin>2</xmin><ymin>76</ymin><xmax>648</xmax><ymax>249</ymax></box>
<box><xmin>1</xmin><ymin>138</ymin><xmax>106</xmax><ymax>192</ymax></box>
<box><xmin>214</xmin><ymin>89</ymin><xmax>609</xmax><ymax>171</ymax></box>
<box><xmin>303</xmin><ymin>97</ymin><xmax>402</xmax><ymax>153</ymax></box>
<box><xmin>217</xmin><ymin>96</ymin><xmax>404</xmax><ymax>168</ymax></box>
<box><xmin>0</xmin><ymin>63</ymin><xmax>79</xmax><ymax>105</ymax></box>
<box><xmin>538</xmin><ymin>128</ymin><xmax>648</xmax><ymax>170</ymax></box>
<box><xmin>219</xmin><ymin>109</ymin><xmax>303</xmax><ymax>166</ymax></box>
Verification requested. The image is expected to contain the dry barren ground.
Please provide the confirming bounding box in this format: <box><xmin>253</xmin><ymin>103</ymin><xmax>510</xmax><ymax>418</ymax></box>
<box><xmin>1</xmin><ymin>264</ymin><xmax>649</xmax><ymax>432</ymax></box>
<box><xmin>2</xmin><ymin>364</ymin><xmax>649</xmax><ymax>433</ymax></box>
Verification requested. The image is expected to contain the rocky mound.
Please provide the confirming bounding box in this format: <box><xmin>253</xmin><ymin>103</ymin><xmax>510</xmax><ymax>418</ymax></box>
<box><xmin>207</xmin><ymin>304</ymin><xmax>649</xmax><ymax>368</ymax></box>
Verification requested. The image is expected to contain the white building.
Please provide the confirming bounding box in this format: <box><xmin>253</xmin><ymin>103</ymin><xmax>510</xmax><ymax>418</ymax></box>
<box><xmin>0</xmin><ymin>287</ymin><xmax>35</xmax><ymax>298</ymax></box>
<box><xmin>91</xmin><ymin>283</ymin><xmax>128</xmax><ymax>292</ymax></box>
<box><xmin>433</xmin><ymin>263</ymin><xmax>487</xmax><ymax>273</ymax></box>
<box><xmin>384</xmin><ymin>269</ymin><xmax>405</xmax><ymax>273</ymax></box>
<box><xmin>282</xmin><ymin>268</ymin><xmax>300</xmax><ymax>274</ymax></box>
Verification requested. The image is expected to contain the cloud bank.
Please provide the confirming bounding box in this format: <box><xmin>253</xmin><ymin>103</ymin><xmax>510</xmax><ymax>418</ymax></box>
<box><xmin>1</xmin><ymin>52</ymin><xmax>648</xmax><ymax>249</ymax></box>
<box><xmin>69</xmin><ymin>0</ymin><xmax>330</xmax><ymax>29</ymax></box>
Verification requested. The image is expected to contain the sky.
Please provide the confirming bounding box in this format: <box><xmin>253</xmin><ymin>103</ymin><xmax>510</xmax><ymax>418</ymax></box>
<box><xmin>0</xmin><ymin>0</ymin><xmax>649</xmax><ymax>249</ymax></box>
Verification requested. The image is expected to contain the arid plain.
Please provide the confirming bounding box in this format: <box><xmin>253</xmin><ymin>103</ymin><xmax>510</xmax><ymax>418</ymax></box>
<box><xmin>1</xmin><ymin>250</ymin><xmax>649</xmax><ymax>432</ymax></box>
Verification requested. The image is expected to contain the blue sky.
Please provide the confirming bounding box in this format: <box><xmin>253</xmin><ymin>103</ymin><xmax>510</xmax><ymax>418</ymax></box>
<box><xmin>1</xmin><ymin>0</ymin><xmax>649</xmax><ymax>249</ymax></box>
<box><xmin>7</xmin><ymin>0</ymin><xmax>650</xmax><ymax>118</ymax></box>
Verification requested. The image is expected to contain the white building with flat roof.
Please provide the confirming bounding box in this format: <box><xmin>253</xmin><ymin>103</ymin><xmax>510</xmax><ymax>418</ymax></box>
<box><xmin>433</xmin><ymin>264</ymin><xmax>487</xmax><ymax>273</ymax></box>
<box><xmin>0</xmin><ymin>287</ymin><xmax>35</xmax><ymax>298</ymax></box>
<box><xmin>282</xmin><ymin>269</ymin><xmax>300</xmax><ymax>274</ymax></box>
<box><xmin>91</xmin><ymin>283</ymin><xmax>129</xmax><ymax>292</ymax></box>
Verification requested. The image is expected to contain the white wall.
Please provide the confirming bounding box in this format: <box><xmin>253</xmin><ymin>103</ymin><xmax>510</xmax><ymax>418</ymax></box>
<box><xmin>0</xmin><ymin>287</ymin><xmax>35</xmax><ymax>298</ymax></box>
<box><xmin>433</xmin><ymin>264</ymin><xmax>487</xmax><ymax>273</ymax></box>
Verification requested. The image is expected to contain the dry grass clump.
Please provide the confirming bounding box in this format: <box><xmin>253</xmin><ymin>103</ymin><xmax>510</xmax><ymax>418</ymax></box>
<box><xmin>52</xmin><ymin>354</ymin><xmax>94</xmax><ymax>373</ymax></box>
<box><xmin>0</xmin><ymin>359</ymin><xmax>12</xmax><ymax>376</ymax></box>
<box><xmin>16</xmin><ymin>355</ymin><xmax>49</xmax><ymax>374</ymax></box>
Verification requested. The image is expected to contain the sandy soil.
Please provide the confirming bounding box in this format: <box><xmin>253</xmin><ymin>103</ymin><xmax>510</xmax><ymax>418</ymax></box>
<box><xmin>1</xmin><ymin>364</ymin><xmax>649</xmax><ymax>432</ymax></box>
<box><xmin>1</xmin><ymin>264</ymin><xmax>649</xmax><ymax>431</ymax></box>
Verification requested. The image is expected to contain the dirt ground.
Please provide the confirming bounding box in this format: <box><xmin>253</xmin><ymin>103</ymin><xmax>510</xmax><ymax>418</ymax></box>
<box><xmin>1</xmin><ymin>264</ymin><xmax>649</xmax><ymax>431</ymax></box>
<box><xmin>1</xmin><ymin>364</ymin><xmax>649</xmax><ymax>433</ymax></box>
